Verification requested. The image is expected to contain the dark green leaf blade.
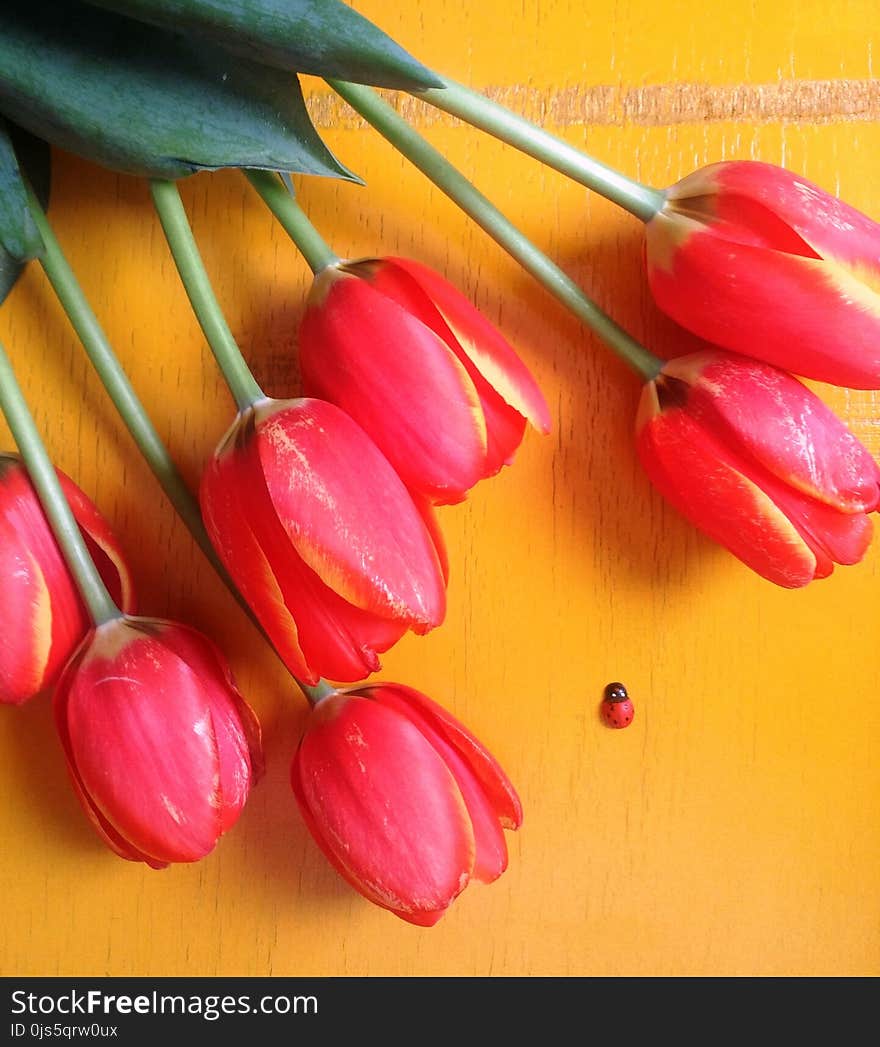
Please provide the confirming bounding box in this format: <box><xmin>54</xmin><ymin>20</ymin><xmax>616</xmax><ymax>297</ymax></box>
<box><xmin>0</xmin><ymin>0</ymin><xmax>358</xmax><ymax>181</ymax></box>
<box><xmin>84</xmin><ymin>0</ymin><xmax>441</xmax><ymax>91</ymax></box>
<box><xmin>0</xmin><ymin>125</ymin><xmax>51</xmax><ymax>306</ymax></box>
<box><xmin>0</xmin><ymin>118</ymin><xmax>41</xmax><ymax>262</ymax></box>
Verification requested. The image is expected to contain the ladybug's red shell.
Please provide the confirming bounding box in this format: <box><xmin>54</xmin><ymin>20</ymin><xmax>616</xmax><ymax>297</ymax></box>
<box><xmin>601</xmin><ymin>698</ymin><xmax>634</xmax><ymax>728</ymax></box>
<box><xmin>601</xmin><ymin>682</ymin><xmax>634</xmax><ymax>729</ymax></box>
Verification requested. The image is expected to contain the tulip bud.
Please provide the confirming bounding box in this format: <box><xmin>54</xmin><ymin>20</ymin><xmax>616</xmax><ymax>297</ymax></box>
<box><xmin>0</xmin><ymin>453</ymin><xmax>135</xmax><ymax>705</ymax></box>
<box><xmin>646</xmin><ymin>160</ymin><xmax>880</xmax><ymax>389</ymax></box>
<box><xmin>54</xmin><ymin>615</ymin><xmax>263</xmax><ymax>868</ymax></box>
<box><xmin>291</xmin><ymin>683</ymin><xmax>522</xmax><ymax>926</ymax></box>
<box><xmin>298</xmin><ymin>257</ymin><xmax>551</xmax><ymax>504</ymax></box>
<box><xmin>636</xmin><ymin>350</ymin><xmax>880</xmax><ymax>587</ymax></box>
<box><xmin>200</xmin><ymin>397</ymin><xmax>447</xmax><ymax>685</ymax></box>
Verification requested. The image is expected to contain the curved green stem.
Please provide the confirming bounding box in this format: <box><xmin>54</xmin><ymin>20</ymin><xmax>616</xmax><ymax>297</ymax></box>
<box><xmin>245</xmin><ymin>170</ymin><xmax>339</xmax><ymax>274</ymax></box>
<box><xmin>0</xmin><ymin>337</ymin><xmax>119</xmax><ymax>625</ymax></box>
<box><xmin>412</xmin><ymin>76</ymin><xmax>666</xmax><ymax>223</ymax></box>
<box><xmin>27</xmin><ymin>186</ymin><xmax>219</xmax><ymax>570</ymax></box>
<box><xmin>150</xmin><ymin>179</ymin><xmax>264</xmax><ymax>412</ymax></box>
<box><xmin>327</xmin><ymin>79</ymin><xmax>662</xmax><ymax>382</ymax></box>
<box><xmin>27</xmin><ymin>186</ymin><xmax>331</xmax><ymax>706</ymax></box>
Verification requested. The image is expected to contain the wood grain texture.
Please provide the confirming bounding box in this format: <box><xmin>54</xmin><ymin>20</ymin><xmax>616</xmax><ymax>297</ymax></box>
<box><xmin>0</xmin><ymin>0</ymin><xmax>878</xmax><ymax>977</ymax></box>
<box><xmin>308</xmin><ymin>78</ymin><xmax>880</xmax><ymax>128</ymax></box>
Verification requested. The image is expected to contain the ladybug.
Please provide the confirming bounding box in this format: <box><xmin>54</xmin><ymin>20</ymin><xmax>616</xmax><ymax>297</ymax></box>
<box><xmin>601</xmin><ymin>682</ymin><xmax>634</xmax><ymax>729</ymax></box>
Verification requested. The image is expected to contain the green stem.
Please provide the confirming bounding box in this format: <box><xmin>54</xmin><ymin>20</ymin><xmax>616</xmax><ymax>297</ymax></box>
<box><xmin>244</xmin><ymin>170</ymin><xmax>339</xmax><ymax>274</ymax></box>
<box><xmin>149</xmin><ymin>179</ymin><xmax>264</xmax><ymax>412</ymax></box>
<box><xmin>299</xmin><ymin>678</ymin><xmax>337</xmax><ymax>706</ymax></box>
<box><xmin>27</xmin><ymin>186</ymin><xmax>220</xmax><ymax>570</ymax></box>
<box><xmin>27</xmin><ymin>186</ymin><xmax>330</xmax><ymax>707</ymax></box>
<box><xmin>0</xmin><ymin>337</ymin><xmax>119</xmax><ymax>625</ymax></box>
<box><xmin>412</xmin><ymin>76</ymin><xmax>666</xmax><ymax>223</ymax></box>
<box><xmin>327</xmin><ymin>79</ymin><xmax>662</xmax><ymax>382</ymax></box>
<box><xmin>28</xmin><ymin>186</ymin><xmax>252</xmax><ymax>623</ymax></box>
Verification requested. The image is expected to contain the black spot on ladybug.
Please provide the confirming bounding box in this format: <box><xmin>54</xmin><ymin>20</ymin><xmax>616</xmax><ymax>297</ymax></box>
<box><xmin>603</xmin><ymin>682</ymin><xmax>628</xmax><ymax>703</ymax></box>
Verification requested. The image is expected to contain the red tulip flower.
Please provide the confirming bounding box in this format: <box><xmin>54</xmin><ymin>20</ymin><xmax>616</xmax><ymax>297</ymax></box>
<box><xmin>636</xmin><ymin>350</ymin><xmax>880</xmax><ymax>587</ymax></box>
<box><xmin>298</xmin><ymin>257</ymin><xmax>551</xmax><ymax>504</ymax></box>
<box><xmin>646</xmin><ymin>161</ymin><xmax>880</xmax><ymax>389</ymax></box>
<box><xmin>291</xmin><ymin>683</ymin><xmax>522</xmax><ymax>926</ymax></box>
<box><xmin>200</xmin><ymin>397</ymin><xmax>447</xmax><ymax>684</ymax></box>
<box><xmin>0</xmin><ymin>453</ymin><xmax>135</xmax><ymax>705</ymax></box>
<box><xmin>54</xmin><ymin>616</ymin><xmax>263</xmax><ymax>869</ymax></box>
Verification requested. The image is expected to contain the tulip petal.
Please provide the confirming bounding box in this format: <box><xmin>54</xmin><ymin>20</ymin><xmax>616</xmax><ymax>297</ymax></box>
<box><xmin>695</xmin><ymin>161</ymin><xmax>880</xmax><ymax>276</ymax></box>
<box><xmin>201</xmin><ymin>442</ymin><xmax>314</xmax><ymax>681</ymax></box>
<box><xmin>291</xmin><ymin>757</ymin><xmax>449</xmax><ymax>927</ymax></box>
<box><xmin>61</xmin><ymin>620</ymin><xmax>226</xmax><ymax>864</ymax></box>
<box><xmin>410</xmin><ymin>494</ymin><xmax>450</xmax><ymax>586</ymax></box>
<box><xmin>475</xmin><ymin>380</ymin><xmax>530</xmax><ymax>476</ymax></box>
<box><xmin>0</xmin><ymin>519</ymin><xmax>54</xmax><ymax>703</ymax></box>
<box><xmin>637</xmin><ymin>400</ymin><xmax>819</xmax><ymax>587</ymax></box>
<box><xmin>0</xmin><ymin>462</ymin><xmax>88</xmax><ymax>703</ymax></box>
<box><xmin>369</xmin><ymin>258</ymin><xmax>552</xmax><ymax>435</ymax></box>
<box><xmin>299</xmin><ymin>267</ymin><xmax>489</xmax><ymax>504</ymax></box>
<box><xmin>352</xmin><ymin>258</ymin><xmax>534</xmax><ymax>476</ymax></box>
<box><xmin>69</xmin><ymin>775</ymin><xmax>169</xmax><ymax>869</ymax></box>
<box><xmin>665</xmin><ymin>170</ymin><xmax>820</xmax><ymax>257</ymax></box>
<box><xmin>759</xmin><ymin>477</ymin><xmax>874</xmax><ymax>569</ymax></box>
<box><xmin>53</xmin><ymin>642</ymin><xmax>169</xmax><ymax>869</ymax></box>
<box><xmin>361</xmin><ymin>684</ymin><xmax>523</xmax><ymax>831</ymax></box>
<box><xmin>206</xmin><ymin>430</ymin><xmax>410</xmax><ymax>683</ymax></box>
<box><xmin>664</xmin><ymin>352</ymin><xmax>880</xmax><ymax>512</ymax></box>
<box><xmin>138</xmin><ymin>619</ymin><xmax>263</xmax><ymax>828</ymax></box>
<box><xmin>251</xmin><ymin>532</ymin><xmax>411</xmax><ymax>683</ymax></box>
<box><xmin>0</xmin><ymin>456</ymin><xmax>135</xmax><ymax>704</ymax></box>
<box><xmin>255</xmin><ymin>399</ymin><xmax>446</xmax><ymax>630</ymax></box>
<box><xmin>61</xmin><ymin>732</ymin><xmax>169</xmax><ymax>866</ymax></box>
<box><xmin>293</xmin><ymin>694</ymin><xmax>474</xmax><ymax>923</ymax></box>
<box><xmin>366</xmin><ymin>686</ymin><xmax>511</xmax><ymax>882</ymax></box>
<box><xmin>390</xmin><ymin>906</ymin><xmax>448</xmax><ymax>927</ymax></box>
<box><xmin>647</xmin><ymin>213</ymin><xmax>880</xmax><ymax>388</ymax></box>
<box><xmin>58</xmin><ymin>470</ymin><xmax>136</xmax><ymax>615</ymax></box>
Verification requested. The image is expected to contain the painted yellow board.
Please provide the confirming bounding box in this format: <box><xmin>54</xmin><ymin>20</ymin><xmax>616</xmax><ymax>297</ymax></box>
<box><xmin>1</xmin><ymin>0</ymin><xmax>878</xmax><ymax>977</ymax></box>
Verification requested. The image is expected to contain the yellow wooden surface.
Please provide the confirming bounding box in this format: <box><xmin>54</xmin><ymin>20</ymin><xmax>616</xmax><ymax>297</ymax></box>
<box><xmin>1</xmin><ymin>0</ymin><xmax>879</xmax><ymax>978</ymax></box>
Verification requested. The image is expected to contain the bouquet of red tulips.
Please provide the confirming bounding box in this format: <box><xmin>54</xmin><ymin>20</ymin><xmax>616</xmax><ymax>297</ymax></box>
<box><xmin>0</xmin><ymin>0</ymin><xmax>878</xmax><ymax>926</ymax></box>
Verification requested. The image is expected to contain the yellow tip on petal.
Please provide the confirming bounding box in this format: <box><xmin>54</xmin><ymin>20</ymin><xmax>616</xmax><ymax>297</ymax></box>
<box><xmin>635</xmin><ymin>380</ymin><xmax>662</xmax><ymax>433</ymax></box>
<box><xmin>28</xmin><ymin>557</ymin><xmax>53</xmax><ymax>695</ymax></box>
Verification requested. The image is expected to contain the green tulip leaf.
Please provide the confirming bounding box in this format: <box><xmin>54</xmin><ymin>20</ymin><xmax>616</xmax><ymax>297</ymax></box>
<box><xmin>84</xmin><ymin>0</ymin><xmax>441</xmax><ymax>90</ymax></box>
<box><xmin>0</xmin><ymin>0</ymin><xmax>357</xmax><ymax>181</ymax></box>
<box><xmin>0</xmin><ymin>124</ymin><xmax>50</xmax><ymax>307</ymax></box>
<box><xmin>0</xmin><ymin>120</ymin><xmax>42</xmax><ymax>263</ymax></box>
